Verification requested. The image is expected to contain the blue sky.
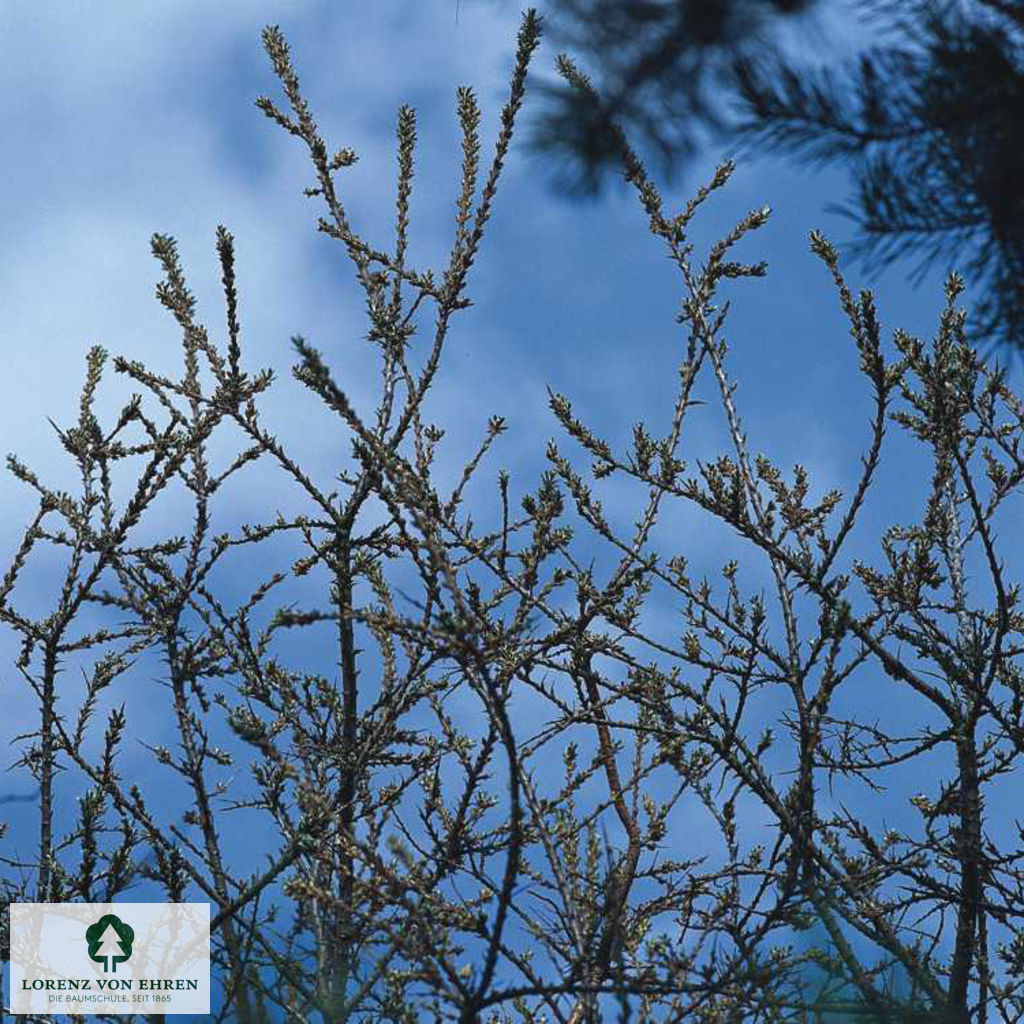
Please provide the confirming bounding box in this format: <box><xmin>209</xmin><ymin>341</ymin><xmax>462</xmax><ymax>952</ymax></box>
<box><xmin>1</xmin><ymin>1</ymin><xmax>1009</xmax><ymax>1018</ymax></box>
<box><xmin>0</xmin><ymin>0</ymin><xmax>951</xmax><ymax>509</ymax></box>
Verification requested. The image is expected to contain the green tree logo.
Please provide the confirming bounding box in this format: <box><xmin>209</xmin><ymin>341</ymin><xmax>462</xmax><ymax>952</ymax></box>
<box><xmin>85</xmin><ymin>914</ymin><xmax>135</xmax><ymax>973</ymax></box>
